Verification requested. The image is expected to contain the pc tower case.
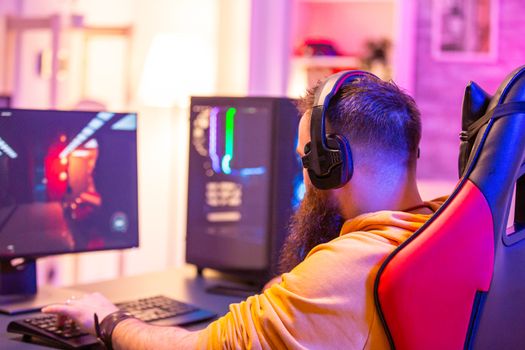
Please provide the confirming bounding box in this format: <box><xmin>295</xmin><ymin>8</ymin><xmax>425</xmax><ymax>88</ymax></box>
<box><xmin>186</xmin><ymin>97</ymin><xmax>302</xmax><ymax>284</ymax></box>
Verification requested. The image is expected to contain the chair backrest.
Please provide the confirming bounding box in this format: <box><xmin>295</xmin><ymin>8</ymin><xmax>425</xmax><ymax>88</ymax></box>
<box><xmin>374</xmin><ymin>66</ymin><xmax>525</xmax><ymax>350</ymax></box>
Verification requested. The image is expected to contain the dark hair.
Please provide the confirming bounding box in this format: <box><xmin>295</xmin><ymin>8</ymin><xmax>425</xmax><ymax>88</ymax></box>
<box><xmin>299</xmin><ymin>75</ymin><xmax>421</xmax><ymax>166</ymax></box>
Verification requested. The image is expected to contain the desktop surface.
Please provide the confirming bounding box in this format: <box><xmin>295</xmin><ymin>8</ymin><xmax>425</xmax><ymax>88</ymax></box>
<box><xmin>1</xmin><ymin>266</ymin><xmax>245</xmax><ymax>349</ymax></box>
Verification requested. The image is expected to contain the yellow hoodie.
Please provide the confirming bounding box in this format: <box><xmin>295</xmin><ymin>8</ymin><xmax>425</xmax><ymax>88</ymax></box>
<box><xmin>198</xmin><ymin>199</ymin><xmax>445</xmax><ymax>349</ymax></box>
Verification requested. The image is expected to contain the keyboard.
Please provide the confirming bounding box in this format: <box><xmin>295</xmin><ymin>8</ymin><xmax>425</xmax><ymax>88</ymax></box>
<box><xmin>7</xmin><ymin>295</ymin><xmax>217</xmax><ymax>349</ymax></box>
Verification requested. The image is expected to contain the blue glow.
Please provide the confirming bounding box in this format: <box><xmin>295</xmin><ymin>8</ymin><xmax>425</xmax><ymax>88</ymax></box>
<box><xmin>81</xmin><ymin>129</ymin><xmax>93</xmax><ymax>137</ymax></box>
<box><xmin>111</xmin><ymin>114</ymin><xmax>137</xmax><ymax>131</ymax></box>
<box><xmin>296</xmin><ymin>182</ymin><xmax>306</xmax><ymax>201</ymax></box>
<box><xmin>0</xmin><ymin>137</ymin><xmax>18</xmax><ymax>159</ymax></box>
<box><xmin>222</xmin><ymin>154</ymin><xmax>232</xmax><ymax>174</ymax></box>
<box><xmin>96</xmin><ymin>112</ymin><xmax>115</xmax><ymax>121</ymax></box>
<box><xmin>88</xmin><ymin>118</ymin><xmax>104</xmax><ymax>130</ymax></box>
<box><xmin>291</xmin><ymin>149</ymin><xmax>305</xmax><ymax>210</ymax></box>
<box><xmin>239</xmin><ymin>167</ymin><xmax>266</xmax><ymax>176</ymax></box>
<box><xmin>60</xmin><ymin>113</ymin><xmax>115</xmax><ymax>158</ymax></box>
<box><xmin>209</xmin><ymin>108</ymin><xmax>221</xmax><ymax>173</ymax></box>
<box><xmin>292</xmin><ymin>179</ymin><xmax>306</xmax><ymax>210</ymax></box>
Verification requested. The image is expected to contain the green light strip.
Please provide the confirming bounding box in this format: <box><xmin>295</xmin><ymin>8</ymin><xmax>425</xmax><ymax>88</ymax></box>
<box><xmin>225</xmin><ymin>107</ymin><xmax>236</xmax><ymax>159</ymax></box>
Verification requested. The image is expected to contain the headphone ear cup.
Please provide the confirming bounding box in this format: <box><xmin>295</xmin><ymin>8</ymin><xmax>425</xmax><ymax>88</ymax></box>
<box><xmin>304</xmin><ymin>133</ymin><xmax>353</xmax><ymax>190</ymax></box>
<box><xmin>304</xmin><ymin>142</ymin><xmax>311</xmax><ymax>155</ymax></box>
<box><xmin>326</xmin><ymin>134</ymin><xmax>353</xmax><ymax>186</ymax></box>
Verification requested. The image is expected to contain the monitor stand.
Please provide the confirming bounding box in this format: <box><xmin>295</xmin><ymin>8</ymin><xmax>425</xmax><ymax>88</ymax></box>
<box><xmin>0</xmin><ymin>258</ymin><xmax>82</xmax><ymax>315</ymax></box>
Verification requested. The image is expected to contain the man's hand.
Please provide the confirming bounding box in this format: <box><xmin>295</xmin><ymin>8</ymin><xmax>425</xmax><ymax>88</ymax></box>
<box><xmin>43</xmin><ymin>293</ymin><xmax>201</xmax><ymax>349</ymax></box>
<box><xmin>42</xmin><ymin>292</ymin><xmax>118</xmax><ymax>335</ymax></box>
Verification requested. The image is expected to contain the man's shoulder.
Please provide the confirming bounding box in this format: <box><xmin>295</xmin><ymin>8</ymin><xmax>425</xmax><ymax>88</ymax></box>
<box><xmin>306</xmin><ymin>229</ymin><xmax>399</xmax><ymax>263</ymax></box>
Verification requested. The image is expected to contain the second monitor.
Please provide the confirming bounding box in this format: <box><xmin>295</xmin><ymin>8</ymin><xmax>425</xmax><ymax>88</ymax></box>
<box><xmin>0</xmin><ymin>109</ymin><xmax>139</xmax><ymax>313</ymax></box>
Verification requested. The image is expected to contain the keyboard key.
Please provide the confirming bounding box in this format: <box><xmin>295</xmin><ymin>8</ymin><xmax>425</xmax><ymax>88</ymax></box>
<box><xmin>116</xmin><ymin>295</ymin><xmax>199</xmax><ymax>322</ymax></box>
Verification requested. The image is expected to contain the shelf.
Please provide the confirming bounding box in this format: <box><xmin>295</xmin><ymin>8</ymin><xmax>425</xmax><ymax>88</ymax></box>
<box><xmin>292</xmin><ymin>56</ymin><xmax>360</xmax><ymax>68</ymax></box>
<box><xmin>299</xmin><ymin>0</ymin><xmax>394</xmax><ymax>3</ymax></box>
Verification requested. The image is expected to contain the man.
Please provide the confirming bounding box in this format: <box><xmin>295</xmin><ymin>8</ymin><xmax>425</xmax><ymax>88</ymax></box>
<box><xmin>44</xmin><ymin>72</ymin><xmax>444</xmax><ymax>349</ymax></box>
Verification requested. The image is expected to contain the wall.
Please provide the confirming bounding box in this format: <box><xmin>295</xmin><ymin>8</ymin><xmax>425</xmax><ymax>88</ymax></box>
<box><xmin>414</xmin><ymin>0</ymin><xmax>525</xmax><ymax>181</ymax></box>
<box><xmin>293</xmin><ymin>1</ymin><xmax>395</xmax><ymax>56</ymax></box>
<box><xmin>216</xmin><ymin>0</ymin><xmax>250</xmax><ymax>95</ymax></box>
<box><xmin>288</xmin><ymin>0</ymin><xmax>415</xmax><ymax>99</ymax></box>
<box><xmin>249</xmin><ymin>0</ymin><xmax>293</xmax><ymax>95</ymax></box>
<box><xmin>0</xmin><ymin>0</ymin><xmax>19</xmax><ymax>94</ymax></box>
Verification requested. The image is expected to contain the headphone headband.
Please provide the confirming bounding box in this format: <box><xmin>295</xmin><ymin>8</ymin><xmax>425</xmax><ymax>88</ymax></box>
<box><xmin>313</xmin><ymin>70</ymin><xmax>373</xmax><ymax>108</ymax></box>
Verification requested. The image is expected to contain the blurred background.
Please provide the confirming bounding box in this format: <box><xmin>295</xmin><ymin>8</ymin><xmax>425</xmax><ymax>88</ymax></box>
<box><xmin>0</xmin><ymin>0</ymin><xmax>522</xmax><ymax>287</ymax></box>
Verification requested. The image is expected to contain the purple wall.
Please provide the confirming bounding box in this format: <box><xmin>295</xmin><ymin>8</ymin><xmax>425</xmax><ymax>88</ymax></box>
<box><xmin>414</xmin><ymin>0</ymin><xmax>525</xmax><ymax>180</ymax></box>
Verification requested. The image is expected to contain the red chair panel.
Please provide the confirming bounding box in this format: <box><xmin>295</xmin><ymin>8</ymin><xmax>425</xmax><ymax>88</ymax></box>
<box><xmin>377</xmin><ymin>180</ymin><xmax>494</xmax><ymax>350</ymax></box>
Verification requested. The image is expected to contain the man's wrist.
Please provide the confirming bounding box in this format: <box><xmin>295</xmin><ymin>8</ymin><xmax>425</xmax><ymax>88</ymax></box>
<box><xmin>95</xmin><ymin>311</ymin><xmax>136</xmax><ymax>350</ymax></box>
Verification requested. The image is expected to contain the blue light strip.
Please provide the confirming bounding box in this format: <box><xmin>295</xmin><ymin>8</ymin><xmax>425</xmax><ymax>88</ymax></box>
<box><xmin>208</xmin><ymin>107</ymin><xmax>221</xmax><ymax>173</ymax></box>
<box><xmin>221</xmin><ymin>154</ymin><xmax>232</xmax><ymax>175</ymax></box>
<box><xmin>59</xmin><ymin>112</ymin><xmax>114</xmax><ymax>158</ymax></box>
<box><xmin>239</xmin><ymin>167</ymin><xmax>266</xmax><ymax>176</ymax></box>
<box><xmin>0</xmin><ymin>137</ymin><xmax>18</xmax><ymax>158</ymax></box>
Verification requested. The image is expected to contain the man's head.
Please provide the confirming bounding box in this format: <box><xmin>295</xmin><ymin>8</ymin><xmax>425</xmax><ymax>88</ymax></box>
<box><xmin>299</xmin><ymin>73</ymin><xmax>421</xmax><ymax>179</ymax></box>
<box><xmin>279</xmin><ymin>73</ymin><xmax>422</xmax><ymax>273</ymax></box>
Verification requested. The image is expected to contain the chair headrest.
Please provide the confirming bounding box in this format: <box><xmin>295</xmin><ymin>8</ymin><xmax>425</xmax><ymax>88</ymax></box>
<box><xmin>459</xmin><ymin>65</ymin><xmax>525</xmax><ymax>178</ymax></box>
<box><xmin>458</xmin><ymin>66</ymin><xmax>525</xmax><ymax>230</ymax></box>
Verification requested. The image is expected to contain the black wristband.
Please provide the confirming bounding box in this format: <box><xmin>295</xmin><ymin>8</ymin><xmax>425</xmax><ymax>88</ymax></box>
<box><xmin>94</xmin><ymin>311</ymin><xmax>135</xmax><ymax>350</ymax></box>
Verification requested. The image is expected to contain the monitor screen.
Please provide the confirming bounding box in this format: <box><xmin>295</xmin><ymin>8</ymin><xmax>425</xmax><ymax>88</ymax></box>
<box><xmin>0</xmin><ymin>109</ymin><xmax>139</xmax><ymax>258</ymax></box>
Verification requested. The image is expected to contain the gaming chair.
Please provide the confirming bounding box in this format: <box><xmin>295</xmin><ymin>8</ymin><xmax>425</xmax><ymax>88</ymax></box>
<box><xmin>374</xmin><ymin>65</ymin><xmax>525</xmax><ymax>350</ymax></box>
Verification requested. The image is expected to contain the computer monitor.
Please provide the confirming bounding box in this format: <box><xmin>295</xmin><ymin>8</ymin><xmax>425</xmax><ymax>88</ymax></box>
<box><xmin>186</xmin><ymin>97</ymin><xmax>302</xmax><ymax>288</ymax></box>
<box><xmin>0</xmin><ymin>109</ymin><xmax>139</xmax><ymax>314</ymax></box>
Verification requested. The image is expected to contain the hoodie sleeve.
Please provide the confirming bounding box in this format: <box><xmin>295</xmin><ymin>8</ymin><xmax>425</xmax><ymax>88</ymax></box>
<box><xmin>196</xmin><ymin>229</ymin><xmax>399</xmax><ymax>350</ymax></box>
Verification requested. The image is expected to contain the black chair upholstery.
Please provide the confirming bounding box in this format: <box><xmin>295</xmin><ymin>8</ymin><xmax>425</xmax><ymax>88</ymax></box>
<box><xmin>465</xmin><ymin>66</ymin><xmax>525</xmax><ymax>349</ymax></box>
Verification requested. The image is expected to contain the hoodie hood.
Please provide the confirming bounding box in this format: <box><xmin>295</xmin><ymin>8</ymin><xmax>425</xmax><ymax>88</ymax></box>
<box><xmin>339</xmin><ymin>197</ymin><xmax>447</xmax><ymax>245</ymax></box>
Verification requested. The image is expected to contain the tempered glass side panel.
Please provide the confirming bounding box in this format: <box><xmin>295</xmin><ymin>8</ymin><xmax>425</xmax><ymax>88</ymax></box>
<box><xmin>186</xmin><ymin>99</ymin><xmax>273</xmax><ymax>270</ymax></box>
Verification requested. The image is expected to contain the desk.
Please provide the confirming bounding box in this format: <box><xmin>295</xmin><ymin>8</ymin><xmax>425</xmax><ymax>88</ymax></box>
<box><xmin>0</xmin><ymin>266</ymin><xmax>245</xmax><ymax>349</ymax></box>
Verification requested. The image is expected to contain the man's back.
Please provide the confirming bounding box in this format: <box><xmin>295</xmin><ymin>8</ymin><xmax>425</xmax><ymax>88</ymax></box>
<box><xmin>198</xmin><ymin>200</ymin><xmax>444</xmax><ymax>349</ymax></box>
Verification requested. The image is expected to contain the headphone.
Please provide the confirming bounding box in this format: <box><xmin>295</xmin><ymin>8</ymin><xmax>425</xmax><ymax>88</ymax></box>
<box><xmin>301</xmin><ymin>70</ymin><xmax>380</xmax><ymax>190</ymax></box>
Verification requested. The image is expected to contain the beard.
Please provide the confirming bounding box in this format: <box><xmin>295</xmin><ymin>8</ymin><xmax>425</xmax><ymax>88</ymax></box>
<box><xmin>278</xmin><ymin>186</ymin><xmax>344</xmax><ymax>273</ymax></box>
